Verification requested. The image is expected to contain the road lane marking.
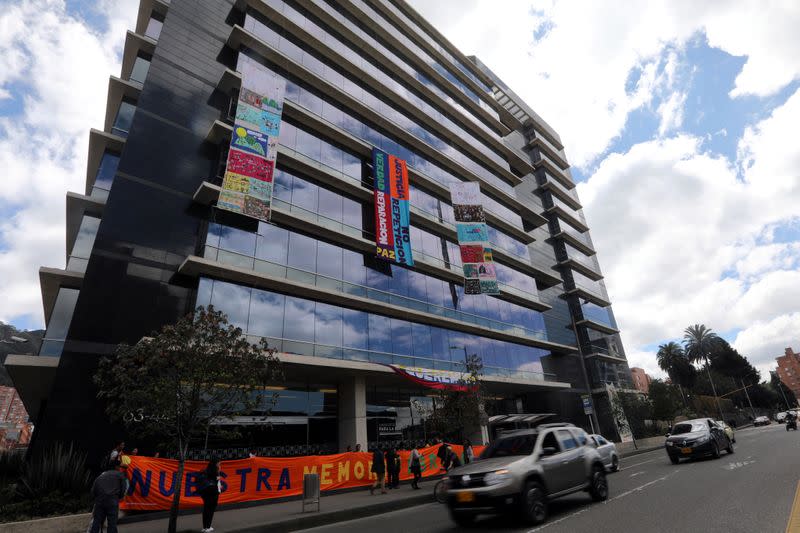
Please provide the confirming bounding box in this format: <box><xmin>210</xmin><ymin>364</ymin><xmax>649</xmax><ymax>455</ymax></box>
<box><xmin>527</xmin><ymin>508</ymin><xmax>589</xmax><ymax>532</ymax></box>
<box><xmin>620</xmin><ymin>458</ymin><xmax>656</xmax><ymax>471</ymax></box>
<box><xmin>629</xmin><ymin>471</ymin><xmax>646</xmax><ymax>477</ymax></box>
<box><xmin>528</xmin><ymin>472</ymin><xmax>677</xmax><ymax>532</ymax></box>
<box><xmin>724</xmin><ymin>460</ymin><xmax>756</xmax><ymax>471</ymax></box>
<box><xmin>785</xmin><ymin>481</ymin><xmax>800</xmax><ymax>532</ymax></box>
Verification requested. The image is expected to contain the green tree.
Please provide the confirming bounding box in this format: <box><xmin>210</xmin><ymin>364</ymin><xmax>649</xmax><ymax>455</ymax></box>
<box><xmin>428</xmin><ymin>354</ymin><xmax>486</xmax><ymax>443</ymax></box>
<box><xmin>94</xmin><ymin>306</ymin><xmax>281</xmax><ymax>533</ymax></box>
<box><xmin>683</xmin><ymin>324</ymin><xmax>725</xmax><ymax>419</ymax></box>
<box><xmin>770</xmin><ymin>371</ymin><xmax>797</xmax><ymax>409</ymax></box>
<box><xmin>648</xmin><ymin>380</ymin><xmax>683</xmax><ymax>423</ymax></box>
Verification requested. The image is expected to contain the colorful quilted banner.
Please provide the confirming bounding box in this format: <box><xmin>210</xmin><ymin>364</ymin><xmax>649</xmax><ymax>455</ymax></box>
<box><xmin>217</xmin><ymin>55</ymin><xmax>285</xmax><ymax>222</ymax></box>
<box><xmin>373</xmin><ymin>148</ymin><xmax>413</xmax><ymax>266</ymax></box>
<box><xmin>449</xmin><ymin>182</ymin><xmax>499</xmax><ymax>295</ymax></box>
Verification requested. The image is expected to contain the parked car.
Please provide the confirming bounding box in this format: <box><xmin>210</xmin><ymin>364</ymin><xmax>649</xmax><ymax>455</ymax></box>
<box><xmin>444</xmin><ymin>424</ymin><xmax>608</xmax><ymax>526</ymax></box>
<box><xmin>715</xmin><ymin>420</ymin><xmax>735</xmax><ymax>443</ymax></box>
<box><xmin>665</xmin><ymin>418</ymin><xmax>734</xmax><ymax>464</ymax></box>
<box><xmin>589</xmin><ymin>434</ymin><xmax>620</xmax><ymax>471</ymax></box>
<box><xmin>754</xmin><ymin>415</ymin><xmax>771</xmax><ymax>426</ymax></box>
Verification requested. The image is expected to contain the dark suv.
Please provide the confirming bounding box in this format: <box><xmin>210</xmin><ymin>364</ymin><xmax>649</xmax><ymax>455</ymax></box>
<box><xmin>665</xmin><ymin>417</ymin><xmax>734</xmax><ymax>464</ymax></box>
<box><xmin>444</xmin><ymin>424</ymin><xmax>608</xmax><ymax>526</ymax></box>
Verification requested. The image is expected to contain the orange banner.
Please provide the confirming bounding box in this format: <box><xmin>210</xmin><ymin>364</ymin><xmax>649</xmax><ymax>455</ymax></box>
<box><xmin>120</xmin><ymin>444</ymin><xmax>484</xmax><ymax>510</ymax></box>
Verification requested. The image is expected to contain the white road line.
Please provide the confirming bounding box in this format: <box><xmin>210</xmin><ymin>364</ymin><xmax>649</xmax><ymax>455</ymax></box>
<box><xmin>629</xmin><ymin>471</ymin><xmax>646</xmax><ymax>477</ymax></box>
<box><xmin>620</xmin><ymin>458</ymin><xmax>656</xmax><ymax>471</ymax></box>
<box><xmin>527</xmin><ymin>508</ymin><xmax>590</xmax><ymax>532</ymax></box>
<box><xmin>527</xmin><ymin>472</ymin><xmax>678</xmax><ymax>532</ymax></box>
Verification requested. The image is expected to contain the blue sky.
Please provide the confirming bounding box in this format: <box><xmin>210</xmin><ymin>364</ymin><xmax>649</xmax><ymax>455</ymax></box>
<box><xmin>1</xmin><ymin>1</ymin><xmax>799</xmax><ymax>380</ymax></box>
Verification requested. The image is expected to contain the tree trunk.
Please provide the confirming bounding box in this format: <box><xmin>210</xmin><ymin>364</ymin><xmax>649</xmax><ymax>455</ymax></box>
<box><xmin>168</xmin><ymin>443</ymin><xmax>188</xmax><ymax>533</ymax></box>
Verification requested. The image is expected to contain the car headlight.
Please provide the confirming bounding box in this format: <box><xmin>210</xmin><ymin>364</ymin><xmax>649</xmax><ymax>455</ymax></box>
<box><xmin>665</xmin><ymin>441</ymin><xmax>673</xmax><ymax>447</ymax></box>
<box><xmin>484</xmin><ymin>469</ymin><xmax>512</xmax><ymax>486</ymax></box>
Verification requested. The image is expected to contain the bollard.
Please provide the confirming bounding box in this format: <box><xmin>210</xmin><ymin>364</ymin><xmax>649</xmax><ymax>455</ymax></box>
<box><xmin>302</xmin><ymin>473</ymin><xmax>321</xmax><ymax>513</ymax></box>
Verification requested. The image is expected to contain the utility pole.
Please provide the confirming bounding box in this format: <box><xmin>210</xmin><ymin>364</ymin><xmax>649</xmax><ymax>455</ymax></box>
<box><xmin>705</xmin><ymin>362</ymin><xmax>725</xmax><ymax>421</ymax></box>
<box><xmin>777</xmin><ymin>379</ymin><xmax>791</xmax><ymax>410</ymax></box>
<box><xmin>741</xmin><ymin>379</ymin><xmax>756</xmax><ymax>420</ymax></box>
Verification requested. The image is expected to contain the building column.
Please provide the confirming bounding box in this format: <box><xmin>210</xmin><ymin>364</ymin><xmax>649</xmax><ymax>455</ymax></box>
<box><xmin>338</xmin><ymin>375</ymin><xmax>367</xmax><ymax>452</ymax></box>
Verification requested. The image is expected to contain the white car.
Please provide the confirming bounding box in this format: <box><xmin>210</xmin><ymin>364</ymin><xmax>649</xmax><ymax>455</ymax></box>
<box><xmin>589</xmin><ymin>434</ymin><xmax>619</xmax><ymax>472</ymax></box>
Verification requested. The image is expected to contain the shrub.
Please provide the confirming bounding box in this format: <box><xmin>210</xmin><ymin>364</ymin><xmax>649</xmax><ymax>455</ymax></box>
<box><xmin>15</xmin><ymin>443</ymin><xmax>91</xmax><ymax>501</ymax></box>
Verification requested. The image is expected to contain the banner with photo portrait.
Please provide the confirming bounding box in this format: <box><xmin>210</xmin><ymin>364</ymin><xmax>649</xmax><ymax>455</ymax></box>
<box><xmin>449</xmin><ymin>182</ymin><xmax>499</xmax><ymax>295</ymax></box>
<box><xmin>218</xmin><ymin>54</ymin><xmax>285</xmax><ymax>222</ymax></box>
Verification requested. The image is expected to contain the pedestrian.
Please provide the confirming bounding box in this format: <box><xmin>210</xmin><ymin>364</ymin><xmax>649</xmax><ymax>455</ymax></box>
<box><xmin>463</xmin><ymin>439</ymin><xmax>474</xmax><ymax>464</ymax></box>
<box><xmin>249</xmin><ymin>449</ymin><xmax>257</xmax><ymax>458</ymax></box>
<box><xmin>409</xmin><ymin>445</ymin><xmax>422</xmax><ymax>490</ymax></box>
<box><xmin>436</xmin><ymin>438</ymin><xmax>448</xmax><ymax>470</ymax></box>
<box><xmin>355</xmin><ymin>443</ymin><xmax>362</xmax><ymax>452</ymax></box>
<box><xmin>88</xmin><ymin>458</ymin><xmax>128</xmax><ymax>533</ymax></box>
<box><xmin>369</xmin><ymin>447</ymin><xmax>386</xmax><ymax>495</ymax></box>
<box><xmin>109</xmin><ymin>441</ymin><xmax>125</xmax><ymax>462</ymax></box>
<box><xmin>130</xmin><ymin>447</ymin><xmax>138</xmax><ymax>456</ymax></box>
<box><xmin>199</xmin><ymin>457</ymin><xmax>221</xmax><ymax>533</ymax></box>
<box><xmin>387</xmin><ymin>447</ymin><xmax>401</xmax><ymax>489</ymax></box>
<box><xmin>443</xmin><ymin>446</ymin><xmax>462</xmax><ymax>472</ymax></box>
<box><xmin>153</xmin><ymin>451</ymin><xmax>160</xmax><ymax>458</ymax></box>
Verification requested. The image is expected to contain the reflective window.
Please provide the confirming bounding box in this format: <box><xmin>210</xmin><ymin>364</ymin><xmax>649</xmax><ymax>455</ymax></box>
<box><xmin>112</xmin><ymin>99</ymin><xmax>136</xmax><ymax>138</ymax></box>
<box><xmin>92</xmin><ymin>151</ymin><xmax>120</xmax><ymax>199</ymax></box>
<box><xmin>67</xmin><ymin>215</ymin><xmax>100</xmax><ymax>273</ymax></box>
<box><xmin>144</xmin><ymin>12</ymin><xmax>164</xmax><ymax>40</ymax></box>
<box><xmin>40</xmin><ymin>288</ymin><xmax>80</xmax><ymax>357</ymax></box>
<box><xmin>130</xmin><ymin>53</ymin><xmax>151</xmax><ymax>84</ymax></box>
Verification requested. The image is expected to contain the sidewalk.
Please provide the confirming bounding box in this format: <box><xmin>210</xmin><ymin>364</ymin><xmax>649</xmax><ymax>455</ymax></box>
<box><xmin>118</xmin><ymin>482</ymin><xmax>435</xmax><ymax>533</ymax></box>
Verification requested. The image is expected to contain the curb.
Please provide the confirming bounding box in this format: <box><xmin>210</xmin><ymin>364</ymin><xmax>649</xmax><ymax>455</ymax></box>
<box><xmin>209</xmin><ymin>492</ymin><xmax>434</xmax><ymax>533</ymax></box>
<box><xmin>619</xmin><ymin>445</ymin><xmax>663</xmax><ymax>459</ymax></box>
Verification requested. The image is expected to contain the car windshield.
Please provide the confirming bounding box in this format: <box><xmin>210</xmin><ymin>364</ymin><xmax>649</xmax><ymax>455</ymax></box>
<box><xmin>481</xmin><ymin>434</ymin><xmax>538</xmax><ymax>458</ymax></box>
<box><xmin>672</xmin><ymin>422</ymin><xmax>706</xmax><ymax>434</ymax></box>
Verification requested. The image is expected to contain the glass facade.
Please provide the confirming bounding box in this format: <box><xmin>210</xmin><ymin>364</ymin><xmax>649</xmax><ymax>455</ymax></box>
<box><xmin>40</xmin><ymin>288</ymin><xmax>80</xmax><ymax>357</ymax></box>
<box><xmin>91</xmin><ymin>151</ymin><xmax>120</xmax><ymax>199</ymax></box>
<box><xmin>197</xmin><ymin>278</ymin><xmax>550</xmax><ymax>381</ymax></box>
<box><xmin>130</xmin><ymin>53</ymin><xmax>151</xmax><ymax>85</ymax></box>
<box><xmin>67</xmin><ymin>215</ymin><xmax>100</xmax><ymax>273</ymax></box>
<box><xmin>112</xmin><ymin>99</ymin><xmax>136</xmax><ymax>138</ymax></box>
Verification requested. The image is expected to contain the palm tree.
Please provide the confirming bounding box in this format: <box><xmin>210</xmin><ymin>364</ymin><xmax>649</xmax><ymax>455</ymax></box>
<box><xmin>656</xmin><ymin>342</ymin><xmax>688</xmax><ymax>407</ymax></box>
<box><xmin>683</xmin><ymin>324</ymin><xmax>724</xmax><ymax>420</ymax></box>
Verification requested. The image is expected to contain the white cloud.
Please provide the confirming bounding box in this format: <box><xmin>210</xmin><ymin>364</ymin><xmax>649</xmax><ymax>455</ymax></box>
<box><xmin>0</xmin><ymin>0</ymin><xmax>138</xmax><ymax>326</ymax></box>
<box><xmin>578</xmin><ymin>88</ymin><xmax>800</xmax><ymax>378</ymax></box>
<box><xmin>408</xmin><ymin>0</ymin><xmax>800</xmax><ymax>167</ymax></box>
<box><xmin>656</xmin><ymin>91</ymin><xmax>687</xmax><ymax>136</ymax></box>
<box><xmin>733</xmin><ymin>313</ymin><xmax>800</xmax><ymax>377</ymax></box>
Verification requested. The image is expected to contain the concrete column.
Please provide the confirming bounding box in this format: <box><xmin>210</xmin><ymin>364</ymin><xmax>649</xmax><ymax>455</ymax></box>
<box><xmin>338</xmin><ymin>374</ymin><xmax>367</xmax><ymax>452</ymax></box>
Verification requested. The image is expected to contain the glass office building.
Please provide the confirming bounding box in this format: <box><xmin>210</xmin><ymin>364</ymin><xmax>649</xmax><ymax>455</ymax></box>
<box><xmin>8</xmin><ymin>0</ymin><xmax>635</xmax><ymax>461</ymax></box>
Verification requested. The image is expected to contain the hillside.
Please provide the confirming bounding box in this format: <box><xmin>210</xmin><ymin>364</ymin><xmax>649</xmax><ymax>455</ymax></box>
<box><xmin>0</xmin><ymin>322</ymin><xmax>44</xmax><ymax>386</ymax></box>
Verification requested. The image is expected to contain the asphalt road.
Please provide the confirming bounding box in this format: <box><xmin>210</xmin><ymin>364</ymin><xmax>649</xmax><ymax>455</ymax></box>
<box><xmin>297</xmin><ymin>423</ymin><xmax>800</xmax><ymax>533</ymax></box>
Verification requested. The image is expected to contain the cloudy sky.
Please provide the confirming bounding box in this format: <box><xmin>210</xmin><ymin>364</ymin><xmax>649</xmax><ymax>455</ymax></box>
<box><xmin>1</xmin><ymin>1</ymin><xmax>798</xmax><ymax>380</ymax></box>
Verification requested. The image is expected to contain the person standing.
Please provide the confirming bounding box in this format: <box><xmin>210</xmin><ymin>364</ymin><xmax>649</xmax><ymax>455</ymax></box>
<box><xmin>387</xmin><ymin>447</ymin><xmax>401</xmax><ymax>489</ymax></box>
<box><xmin>436</xmin><ymin>438</ymin><xmax>448</xmax><ymax>470</ymax></box>
<box><xmin>88</xmin><ymin>458</ymin><xmax>128</xmax><ymax>533</ymax></box>
<box><xmin>109</xmin><ymin>441</ymin><xmax>125</xmax><ymax>463</ymax></box>
<box><xmin>369</xmin><ymin>447</ymin><xmax>386</xmax><ymax>495</ymax></box>
<box><xmin>355</xmin><ymin>443</ymin><xmax>361</xmax><ymax>452</ymax></box>
<box><xmin>409</xmin><ymin>445</ymin><xmax>422</xmax><ymax>490</ymax></box>
<box><xmin>463</xmin><ymin>439</ymin><xmax>474</xmax><ymax>465</ymax></box>
<box><xmin>199</xmin><ymin>458</ymin><xmax>221</xmax><ymax>533</ymax></box>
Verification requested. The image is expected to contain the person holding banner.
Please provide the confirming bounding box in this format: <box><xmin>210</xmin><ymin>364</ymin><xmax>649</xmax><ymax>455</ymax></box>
<box><xmin>369</xmin><ymin>447</ymin><xmax>386</xmax><ymax>495</ymax></box>
<box><xmin>199</xmin><ymin>458</ymin><xmax>221</xmax><ymax>533</ymax></box>
<box><xmin>409</xmin><ymin>446</ymin><xmax>422</xmax><ymax>490</ymax></box>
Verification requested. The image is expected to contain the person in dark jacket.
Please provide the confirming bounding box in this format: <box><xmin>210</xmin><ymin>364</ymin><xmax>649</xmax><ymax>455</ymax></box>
<box><xmin>387</xmin><ymin>447</ymin><xmax>401</xmax><ymax>489</ymax></box>
<box><xmin>443</xmin><ymin>446</ymin><xmax>462</xmax><ymax>471</ymax></box>
<box><xmin>88</xmin><ymin>459</ymin><xmax>128</xmax><ymax>533</ymax></box>
<box><xmin>199</xmin><ymin>458</ymin><xmax>221</xmax><ymax>533</ymax></box>
<box><xmin>436</xmin><ymin>438</ymin><xmax>448</xmax><ymax>470</ymax></box>
<box><xmin>409</xmin><ymin>445</ymin><xmax>422</xmax><ymax>489</ymax></box>
<box><xmin>369</xmin><ymin>448</ymin><xmax>386</xmax><ymax>494</ymax></box>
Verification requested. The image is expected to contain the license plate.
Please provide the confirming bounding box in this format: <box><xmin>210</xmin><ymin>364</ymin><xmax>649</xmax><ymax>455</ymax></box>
<box><xmin>681</xmin><ymin>447</ymin><xmax>692</xmax><ymax>454</ymax></box>
<box><xmin>457</xmin><ymin>491</ymin><xmax>476</xmax><ymax>503</ymax></box>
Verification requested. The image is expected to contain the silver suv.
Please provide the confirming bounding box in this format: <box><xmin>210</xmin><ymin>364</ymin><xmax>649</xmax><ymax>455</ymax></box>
<box><xmin>445</xmin><ymin>424</ymin><xmax>608</xmax><ymax>526</ymax></box>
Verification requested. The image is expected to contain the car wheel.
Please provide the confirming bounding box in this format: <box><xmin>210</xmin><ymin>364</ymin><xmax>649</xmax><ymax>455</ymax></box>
<box><xmin>711</xmin><ymin>441</ymin><xmax>720</xmax><ymax>459</ymax></box>
<box><xmin>611</xmin><ymin>455</ymin><xmax>620</xmax><ymax>472</ymax></box>
<box><xmin>669</xmin><ymin>455</ymin><xmax>680</xmax><ymax>465</ymax></box>
<box><xmin>520</xmin><ymin>480</ymin><xmax>548</xmax><ymax>525</ymax></box>
<box><xmin>450</xmin><ymin>511</ymin><xmax>476</xmax><ymax>527</ymax></box>
<box><xmin>727</xmin><ymin>438</ymin><xmax>734</xmax><ymax>454</ymax></box>
<box><xmin>589</xmin><ymin>466</ymin><xmax>609</xmax><ymax>502</ymax></box>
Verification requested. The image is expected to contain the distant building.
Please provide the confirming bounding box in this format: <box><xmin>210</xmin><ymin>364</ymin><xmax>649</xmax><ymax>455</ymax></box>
<box><xmin>630</xmin><ymin>367</ymin><xmax>652</xmax><ymax>394</ymax></box>
<box><xmin>0</xmin><ymin>386</ymin><xmax>32</xmax><ymax>450</ymax></box>
<box><xmin>775</xmin><ymin>347</ymin><xmax>800</xmax><ymax>400</ymax></box>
